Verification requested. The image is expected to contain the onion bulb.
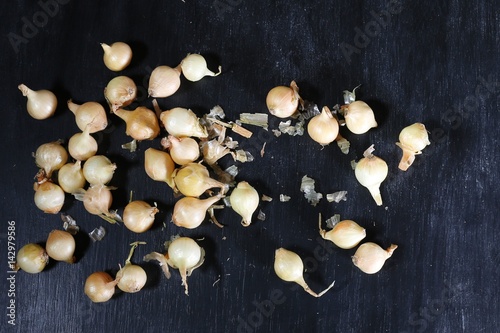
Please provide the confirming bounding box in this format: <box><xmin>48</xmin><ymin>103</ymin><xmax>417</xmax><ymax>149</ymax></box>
<box><xmin>319</xmin><ymin>215</ymin><xmax>366</xmax><ymax>249</ymax></box>
<box><xmin>266</xmin><ymin>81</ymin><xmax>300</xmax><ymax>118</ymax></box>
<box><xmin>68</xmin><ymin>128</ymin><xmax>98</xmax><ymax>161</ymax></box>
<box><xmin>35</xmin><ymin>141</ymin><xmax>68</xmax><ymax>178</ymax></box>
<box><xmin>352</xmin><ymin>243</ymin><xmax>398</xmax><ymax>274</ymax></box>
<box><xmin>34</xmin><ymin>181</ymin><xmax>65</xmax><ymax>214</ymax></box>
<box><xmin>46</xmin><ymin>230</ymin><xmax>75</xmax><ymax>263</ymax></box>
<box><xmin>341</xmin><ymin>101</ymin><xmax>377</xmax><ymax>134</ymax></box>
<box><xmin>104</xmin><ymin>76</ymin><xmax>136</xmax><ymax>112</ymax></box>
<box><xmin>123</xmin><ymin>200</ymin><xmax>159</xmax><ymax>233</ymax></box>
<box><xmin>114</xmin><ymin>107</ymin><xmax>160</xmax><ymax>141</ymax></box>
<box><xmin>67</xmin><ymin>100</ymin><xmax>107</xmax><ymax>133</ymax></box>
<box><xmin>144</xmin><ymin>148</ymin><xmax>175</xmax><ymax>188</ymax></box>
<box><xmin>229</xmin><ymin>181</ymin><xmax>259</xmax><ymax>227</ymax></box>
<box><xmin>83</xmin><ymin>155</ymin><xmax>116</xmax><ymax>185</ymax></box>
<box><xmin>163</xmin><ymin>135</ymin><xmax>200</xmax><ymax>165</ymax></box>
<box><xmin>18</xmin><ymin>84</ymin><xmax>57</xmax><ymax>120</ymax></box>
<box><xmin>15</xmin><ymin>243</ymin><xmax>49</xmax><ymax>274</ymax></box>
<box><xmin>58</xmin><ymin>161</ymin><xmax>86</xmax><ymax>194</ymax></box>
<box><xmin>173</xmin><ymin>163</ymin><xmax>226</xmax><ymax>197</ymax></box>
<box><xmin>160</xmin><ymin>107</ymin><xmax>208</xmax><ymax>138</ymax></box>
<box><xmin>167</xmin><ymin>237</ymin><xmax>205</xmax><ymax>295</ymax></box>
<box><xmin>84</xmin><ymin>271</ymin><xmax>120</xmax><ymax>303</ymax></box>
<box><xmin>354</xmin><ymin>145</ymin><xmax>388</xmax><ymax>206</ymax></box>
<box><xmin>274</xmin><ymin>248</ymin><xmax>335</xmax><ymax>297</ymax></box>
<box><xmin>148</xmin><ymin>65</ymin><xmax>181</xmax><ymax>98</ymax></box>
<box><xmin>74</xmin><ymin>184</ymin><xmax>120</xmax><ymax>223</ymax></box>
<box><xmin>172</xmin><ymin>194</ymin><xmax>223</xmax><ymax>229</ymax></box>
<box><xmin>116</xmin><ymin>241</ymin><xmax>147</xmax><ymax>293</ymax></box>
<box><xmin>101</xmin><ymin>42</ymin><xmax>132</xmax><ymax>71</ymax></box>
<box><xmin>180</xmin><ymin>54</ymin><xmax>221</xmax><ymax>82</ymax></box>
<box><xmin>396</xmin><ymin>123</ymin><xmax>430</xmax><ymax>171</ymax></box>
<box><xmin>307</xmin><ymin>106</ymin><xmax>340</xmax><ymax>145</ymax></box>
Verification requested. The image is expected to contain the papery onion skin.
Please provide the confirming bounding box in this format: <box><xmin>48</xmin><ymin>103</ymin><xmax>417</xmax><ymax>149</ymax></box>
<box><xmin>16</xmin><ymin>243</ymin><xmax>49</xmax><ymax>274</ymax></box>
<box><xmin>18</xmin><ymin>84</ymin><xmax>57</xmax><ymax>120</ymax></box>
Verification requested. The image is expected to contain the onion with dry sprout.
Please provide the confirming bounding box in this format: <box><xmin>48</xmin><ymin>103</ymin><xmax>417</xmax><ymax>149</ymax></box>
<box><xmin>307</xmin><ymin>106</ymin><xmax>340</xmax><ymax>145</ymax></box>
<box><xmin>84</xmin><ymin>271</ymin><xmax>120</xmax><ymax>303</ymax></box>
<box><xmin>340</xmin><ymin>101</ymin><xmax>377</xmax><ymax>134</ymax></box>
<box><xmin>352</xmin><ymin>243</ymin><xmax>398</xmax><ymax>274</ymax></box>
<box><xmin>173</xmin><ymin>163</ymin><xmax>227</xmax><ymax>197</ymax></box>
<box><xmin>274</xmin><ymin>248</ymin><xmax>335</xmax><ymax>297</ymax></box>
<box><xmin>123</xmin><ymin>200</ymin><xmax>159</xmax><ymax>233</ymax></box>
<box><xmin>396</xmin><ymin>123</ymin><xmax>430</xmax><ymax>171</ymax></box>
<box><xmin>67</xmin><ymin>100</ymin><xmax>107</xmax><ymax>133</ymax></box>
<box><xmin>144</xmin><ymin>148</ymin><xmax>176</xmax><ymax>189</ymax></box>
<box><xmin>46</xmin><ymin>230</ymin><xmax>76</xmax><ymax>263</ymax></box>
<box><xmin>114</xmin><ymin>107</ymin><xmax>160</xmax><ymax>141</ymax></box>
<box><xmin>148</xmin><ymin>65</ymin><xmax>182</xmax><ymax>98</ymax></box>
<box><xmin>354</xmin><ymin>145</ymin><xmax>388</xmax><ymax>206</ymax></box>
<box><xmin>18</xmin><ymin>84</ymin><xmax>57</xmax><ymax>120</ymax></box>
<box><xmin>160</xmin><ymin>107</ymin><xmax>208</xmax><ymax>138</ymax></box>
<box><xmin>15</xmin><ymin>243</ymin><xmax>49</xmax><ymax>274</ymax></box>
<box><xmin>58</xmin><ymin>161</ymin><xmax>86</xmax><ymax>194</ymax></box>
<box><xmin>68</xmin><ymin>128</ymin><xmax>98</xmax><ymax>161</ymax></box>
<box><xmin>35</xmin><ymin>141</ymin><xmax>68</xmax><ymax>178</ymax></box>
<box><xmin>82</xmin><ymin>155</ymin><xmax>116</xmax><ymax>185</ymax></box>
<box><xmin>180</xmin><ymin>53</ymin><xmax>221</xmax><ymax>82</ymax></box>
<box><xmin>101</xmin><ymin>42</ymin><xmax>132</xmax><ymax>71</ymax></box>
<box><xmin>116</xmin><ymin>241</ymin><xmax>147</xmax><ymax>293</ymax></box>
<box><xmin>229</xmin><ymin>181</ymin><xmax>259</xmax><ymax>227</ymax></box>
<box><xmin>104</xmin><ymin>76</ymin><xmax>137</xmax><ymax>112</ymax></box>
<box><xmin>144</xmin><ymin>237</ymin><xmax>205</xmax><ymax>295</ymax></box>
<box><xmin>162</xmin><ymin>135</ymin><xmax>200</xmax><ymax>165</ymax></box>
<box><xmin>266</xmin><ymin>81</ymin><xmax>301</xmax><ymax>118</ymax></box>
<box><xmin>34</xmin><ymin>181</ymin><xmax>65</xmax><ymax>214</ymax></box>
<box><xmin>172</xmin><ymin>194</ymin><xmax>224</xmax><ymax>229</ymax></box>
<box><xmin>318</xmin><ymin>214</ymin><xmax>366</xmax><ymax>249</ymax></box>
<box><xmin>73</xmin><ymin>184</ymin><xmax>121</xmax><ymax>223</ymax></box>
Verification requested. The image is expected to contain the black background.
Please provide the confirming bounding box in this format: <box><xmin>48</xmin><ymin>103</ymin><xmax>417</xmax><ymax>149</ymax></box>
<box><xmin>1</xmin><ymin>1</ymin><xmax>499</xmax><ymax>332</ymax></box>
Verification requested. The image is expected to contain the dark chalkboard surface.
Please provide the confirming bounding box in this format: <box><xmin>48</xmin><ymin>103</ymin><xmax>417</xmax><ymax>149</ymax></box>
<box><xmin>1</xmin><ymin>1</ymin><xmax>499</xmax><ymax>332</ymax></box>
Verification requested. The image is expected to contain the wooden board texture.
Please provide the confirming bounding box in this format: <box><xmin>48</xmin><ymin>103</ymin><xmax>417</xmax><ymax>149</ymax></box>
<box><xmin>0</xmin><ymin>1</ymin><xmax>499</xmax><ymax>332</ymax></box>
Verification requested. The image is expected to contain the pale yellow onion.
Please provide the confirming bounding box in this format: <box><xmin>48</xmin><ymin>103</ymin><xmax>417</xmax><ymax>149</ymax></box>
<box><xmin>15</xmin><ymin>243</ymin><xmax>49</xmax><ymax>274</ymax></box>
<box><xmin>229</xmin><ymin>181</ymin><xmax>259</xmax><ymax>227</ymax></box>
<box><xmin>172</xmin><ymin>194</ymin><xmax>223</xmax><ymax>229</ymax></box>
<box><xmin>74</xmin><ymin>184</ymin><xmax>119</xmax><ymax>223</ymax></box>
<box><xmin>166</xmin><ymin>237</ymin><xmax>205</xmax><ymax>295</ymax></box>
<box><xmin>274</xmin><ymin>248</ymin><xmax>335</xmax><ymax>297</ymax></box>
<box><xmin>148</xmin><ymin>65</ymin><xmax>181</xmax><ymax>98</ymax></box>
<box><xmin>46</xmin><ymin>230</ymin><xmax>75</xmax><ymax>263</ymax></box>
<box><xmin>114</xmin><ymin>107</ymin><xmax>160</xmax><ymax>141</ymax></box>
<box><xmin>307</xmin><ymin>106</ymin><xmax>340</xmax><ymax>145</ymax></box>
<box><xmin>352</xmin><ymin>243</ymin><xmax>398</xmax><ymax>274</ymax></box>
<box><xmin>173</xmin><ymin>163</ymin><xmax>226</xmax><ymax>197</ymax></box>
<box><xmin>342</xmin><ymin>101</ymin><xmax>377</xmax><ymax>134</ymax></box>
<box><xmin>68</xmin><ymin>128</ymin><xmax>98</xmax><ymax>161</ymax></box>
<box><xmin>67</xmin><ymin>100</ymin><xmax>107</xmax><ymax>133</ymax></box>
<box><xmin>144</xmin><ymin>148</ymin><xmax>175</xmax><ymax>188</ymax></box>
<box><xmin>104</xmin><ymin>76</ymin><xmax>136</xmax><ymax>112</ymax></box>
<box><xmin>35</xmin><ymin>141</ymin><xmax>68</xmax><ymax>178</ymax></box>
<box><xmin>266</xmin><ymin>81</ymin><xmax>300</xmax><ymax>118</ymax></box>
<box><xmin>123</xmin><ymin>200</ymin><xmax>159</xmax><ymax>233</ymax></box>
<box><xmin>101</xmin><ymin>42</ymin><xmax>132</xmax><ymax>71</ymax></box>
<box><xmin>396</xmin><ymin>123</ymin><xmax>430</xmax><ymax>171</ymax></box>
<box><xmin>354</xmin><ymin>145</ymin><xmax>388</xmax><ymax>206</ymax></box>
<box><xmin>58</xmin><ymin>161</ymin><xmax>86</xmax><ymax>194</ymax></box>
<box><xmin>180</xmin><ymin>54</ymin><xmax>221</xmax><ymax>82</ymax></box>
<box><xmin>164</xmin><ymin>135</ymin><xmax>200</xmax><ymax>165</ymax></box>
<box><xmin>83</xmin><ymin>155</ymin><xmax>116</xmax><ymax>185</ymax></box>
<box><xmin>117</xmin><ymin>242</ymin><xmax>147</xmax><ymax>293</ymax></box>
<box><xmin>18</xmin><ymin>84</ymin><xmax>57</xmax><ymax>120</ymax></box>
<box><xmin>34</xmin><ymin>181</ymin><xmax>65</xmax><ymax>214</ymax></box>
<box><xmin>160</xmin><ymin>107</ymin><xmax>208</xmax><ymax>138</ymax></box>
<box><xmin>84</xmin><ymin>271</ymin><xmax>119</xmax><ymax>303</ymax></box>
<box><xmin>319</xmin><ymin>217</ymin><xmax>366</xmax><ymax>249</ymax></box>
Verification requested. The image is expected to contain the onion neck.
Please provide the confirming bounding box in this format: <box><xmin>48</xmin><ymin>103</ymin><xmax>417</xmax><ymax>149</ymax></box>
<box><xmin>367</xmin><ymin>184</ymin><xmax>383</xmax><ymax>206</ymax></box>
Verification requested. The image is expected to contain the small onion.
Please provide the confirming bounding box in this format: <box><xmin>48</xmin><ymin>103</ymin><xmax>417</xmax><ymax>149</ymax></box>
<box><xmin>307</xmin><ymin>106</ymin><xmax>340</xmax><ymax>145</ymax></box>
<box><xmin>160</xmin><ymin>107</ymin><xmax>208</xmax><ymax>138</ymax></box>
<box><xmin>58</xmin><ymin>161</ymin><xmax>86</xmax><ymax>194</ymax></box>
<box><xmin>180</xmin><ymin>54</ymin><xmax>221</xmax><ymax>82</ymax></box>
<box><xmin>46</xmin><ymin>230</ymin><xmax>75</xmax><ymax>263</ymax></box>
<box><xmin>163</xmin><ymin>135</ymin><xmax>200</xmax><ymax>165</ymax></box>
<box><xmin>83</xmin><ymin>155</ymin><xmax>116</xmax><ymax>185</ymax></box>
<box><xmin>229</xmin><ymin>181</ymin><xmax>259</xmax><ymax>227</ymax></box>
<box><xmin>101</xmin><ymin>42</ymin><xmax>132</xmax><ymax>71</ymax></box>
<box><xmin>319</xmin><ymin>216</ymin><xmax>366</xmax><ymax>249</ymax></box>
<box><xmin>123</xmin><ymin>200</ymin><xmax>159</xmax><ymax>233</ymax></box>
<box><xmin>172</xmin><ymin>194</ymin><xmax>223</xmax><ymax>229</ymax></box>
<box><xmin>354</xmin><ymin>145</ymin><xmax>388</xmax><ymax>206</ymax></box>
<box><xmin>396</xmin><ymin>123</ymin><xmax>431</xmax><ymax>171</ymax></box>
<box><xmin>18</xmin><ymin>84</ymin><xmax>57</xmax><ymax>120</ymax></box>
<box><xmin>173</xmin><ymin>163</ymin><xmax>226</xmax><ymax>197</ymax></box>
<box><xmin>114</xmin><ymin>107</ymin><xmax>160</xmax><ymax>141</ymax></box>
<box><xmin>74</xmin><ymin>184</ymin><xmax>120</xmax><ymax>223</ymax></box>
<box><xmin>15</xmin><ymin>243</ymin><xmax>49</xmax><ymax>274</ymax></box>
<box><xmin>68</xmin><ymin>129</ymin><xmax>98</xmax><ymax>161</ymax></box>
<box><xmin>84</xmin><ymin>271</ymin><xmax>119</xmax><ymax>303</ymax></box>
<box><xmin>166</xmin><ymin>237</ymin><xmax>205</xmax><ymax>295</ymax></box>
<box><xmin>35</xmin><ymin>141</ymin><xmax>68</xmax><ymax>178</ymax></box>
<box><xmin>67</xmin><ymin>100</ymin><xmax>107</xmax><ymax>133</ymax></box>
<box><xmin>104</xmin><ymin>76</ymin><xmax>137</xmax><ymax>112</ymax></box>
<box><xmin>34</xmin><ymin>181</ymin><xmax>65</xmax><ymax>214</ymax></box>
<box><xmin>148</xmin><ymin>65</ymin><xmax>182</xmax><ymax>98</ymax></box>
<box><xmin>144</xmin><ymin>148</ymin><xmax>175</xmax><ymax>188</ymax></box>
<box><xmin>342</xmin><ymin>101</ymin><xmax>377</xmax><ymax>134</ymax></box>
<box><xmin>117</xmin><ymin>242</ymin><xmax>147</xmax><ymax>293</ymax></box>
<box><xmin>266</xmin><ymin>81</ymin><xmax>300</xmax><ymax>118</ymax></box>
<box><xmin>352</xmin><ymin>243</ymin><xmax>398</xmax><ymax>274</ymax></box>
